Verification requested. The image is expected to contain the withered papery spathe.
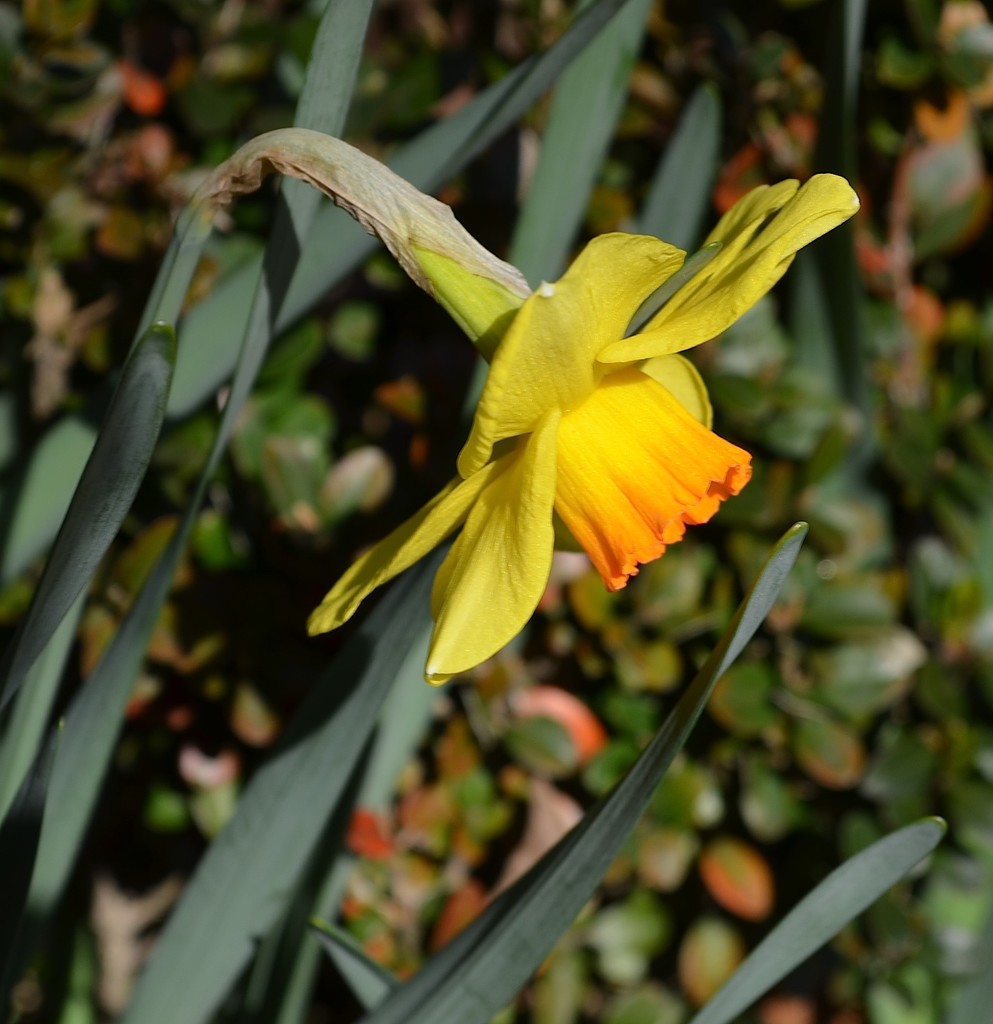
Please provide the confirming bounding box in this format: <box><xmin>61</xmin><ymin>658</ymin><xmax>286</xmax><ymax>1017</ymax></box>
<box><xmin>196</xmin><ymin>128</ymin><xmax>530</xmax><ymax>354</ymax></box>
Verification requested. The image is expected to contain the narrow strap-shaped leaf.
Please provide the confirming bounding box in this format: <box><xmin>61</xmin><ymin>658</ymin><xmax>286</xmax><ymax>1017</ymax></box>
<box><xmin>792</xmin><ymin>0</ymin><xmax>868</xmax><ymax>423</ymax></box>
<box><xmin>688</xmin><ymin>818</ymin><xmax>945</xmax><ymax>1024</ymax></box>
<box><xmin>628</xmin><ymin>242</ymin><xmax>722</xmax><ymax>335</ymax></box>
<box><xmin>357</xmin><ymin>525</ymin><xmax>808</xmax><ymax>1024</ymax></box>
<box><xmin>946</xmin><ymin>886</ymin><xmax>993</xmax><ymax>1024</ymax></box>
<box><xmin>168</xmin><ymin>0</ymin><xmax>639</xmax><ymax>418</ymax></box>
<box><xmin>0</xmin><ymin>393</ymin><xmax>14</xmax><ymax>473</ymax></box>
<box><xmin>224</xmin><ymin>4</ymin><xmax>383</xmax><ymax>1006</ymax></box>
<box><xmin>0</xmin><ymin>417</ymin><xmax>95</xmax><ymax>586</ymax></box>
<box><xmin>27</xmin><ymin>515</ymin><xmax>222</xmax><ymax>937</ymax></box>
<box><xmin>311</xmin><ymin>922</ymin><xmax>399</xmax><ymax>1011</ymax></box>
<box><xmin>117</xmin><ymin>561</ymin><xmax>435</xmax><ymax>1024</ymax></box>
<box><xmin>0</xmin><ymin>591</ymin><xmax>84</xmax><ymax>823</ymax></box>
<box><xmin>292</xmin><ymin>0</ymin><xmax>374</xmax><ymax>136</ymax></box>
<box><xmin>268</xmin><ymin>630</ymin><xmax>436</xmax><ymax>1024</ymax></box>
<box><xmin>0</xmin><ymin>201</ymin><xmax>214</xmax><ymax>587</ymax></box>
<box><xmin>24</xmin><ymin>0</ymin><xmax>373</xmax><ymax>929</ymax></box>
<box><xmin>27</xmin><ymin>518</ymin><xmax>192</xmax><ymax>919</ymax></box>
<box><xmin>787</xmin><ymin>253</ymin><xmax>839</xmax><ymax>389</ymax></box>
<box><xmin>238</xmin><ymin>742</ymin><xmax>371</xmax><ymax>1024</ymax></box>
<box><xmin>136</xmin><ymin>205</ymin><xmax>220</xmax><ymax>340</ymax></box>
<box><xmin>0</xmin><ymin>323</ymin><xmax>176</xmax><ymax>711</ymax></box>
<box><xmin>636</xmin><ymin>82</ymin><xmax>723</xmax><ymax>250</ymax></box>
<box><xmin>815</xmin><ymin>0</ymin><xmax>865</xmax><ymax>182</ymax></box>
<box><xmin>0</xmin><ymin>729</ymin><xmax>58</xmax><ymax>1004</ymax></box>
<box><xmin>510</xmin><ymin>0</ymin><xmax>654</xmax><ymax>284</ymax></box>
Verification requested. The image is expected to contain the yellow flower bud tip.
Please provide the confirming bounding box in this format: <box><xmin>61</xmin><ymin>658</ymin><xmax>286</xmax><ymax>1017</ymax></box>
<box><xmin>305</xmin><ymin>167</ymin><xmax>859</xmax><ymax>683</ymax></box>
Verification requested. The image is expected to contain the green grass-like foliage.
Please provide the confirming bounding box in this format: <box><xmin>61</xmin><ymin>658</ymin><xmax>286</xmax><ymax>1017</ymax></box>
<box><xmin>4</xmin><ymin>0</ymin><xmax>990</xmax><ymax>1020</ymax></box>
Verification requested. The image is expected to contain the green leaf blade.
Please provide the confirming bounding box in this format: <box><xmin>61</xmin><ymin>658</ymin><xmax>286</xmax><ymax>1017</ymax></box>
<box><xmin>0</xmin><ymin>731</ymin><xmax>58</xmax><ymax>1002</ymax></box>
<box><xmin>117</xmin><ymin>564</ymin><xmax>434</xmax><ymax>1024</ymax></box>
<box><xmin>357</xmin><ymin>525</ymin><xmax>808</xmax><ymax>1024</ymax></box>
<box><xmin>24</xmin><ymin>0</ymin><xmax>377</xmax><ymax>931</ymax></box>
<box><xmin>0</xmin><ymin>592</ymin><xmax>84</xmax><ymax>823</ymax></box>
<box><xmin>311</xmin><ymin>921</ymin><xmax>399</xmax><ymax>1011</ymax></box>
<box><xmin>688</xmin><ymin>818</ymin><xmax>946</xmax><ymax>1024</ymax></box>
<box><xmin>636</xmin><ymin>82</ymin><xmax>723</xmax><ymax>250</ymax></box>
<box><xmin>792</xmin><ymin>0</ymin><xmax>868</xmax><ymax>420</ymax></box>
<box><xmin>510</xmin><ymin>0</ymin><xmax>654</xmax><ymax>284</ymax></box>
<box><xmin>0</xmin><ymin>323</ymin><xmax>176</xmax><ymax>711</ymax></box>
<box><xmin>0</xmin><ymin>417</ymin><xmax>96</xmax><ymax>587</ymax></box>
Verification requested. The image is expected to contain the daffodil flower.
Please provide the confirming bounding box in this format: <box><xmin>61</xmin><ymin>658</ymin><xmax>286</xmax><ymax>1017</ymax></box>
<box><xmin>201</xmin><ymin>130</ymin><xmax>858</xmax><ymax>684</ymax></box>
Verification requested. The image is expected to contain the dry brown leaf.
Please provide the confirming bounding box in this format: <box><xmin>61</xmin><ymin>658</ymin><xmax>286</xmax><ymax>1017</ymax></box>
<box><xmin>493</xmin><ymin>777</ymin><xmax>582</xmax><ymax>895</ymax></box>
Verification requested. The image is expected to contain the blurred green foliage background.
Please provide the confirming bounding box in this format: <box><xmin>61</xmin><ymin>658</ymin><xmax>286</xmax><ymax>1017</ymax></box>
<box><xmin>3</xmin><ymin>0</ymin><xmax>993</xmax><ymax>1021</ymax></box>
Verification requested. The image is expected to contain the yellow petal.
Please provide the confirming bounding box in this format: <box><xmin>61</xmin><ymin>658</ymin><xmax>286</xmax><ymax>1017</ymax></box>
<box><xmin>414</xmin><ymin>248</ymin><xmax>526</xmax><ymax>361</ymax></box>
<box><xmin>457</xmin><ymin>233</ymin><xmax>685</xmax><ymax>477</ymax></box>
<box><xmin>640</xmin><ymin>353</ymin><xmax>712</xmax><ymax>428</ymax></box>
<box><xmin>307</xmin><ymin>469</ymin><xmax>494</xmax><ymax>636</ymax></box>
<box><xmin>425</xmin><ymin>411</ymin><xmax>560</xmax><ymax>684</ymax></box>
<box><xmin>598</xmin><ymin>174</ymin><xmax>860</xmax><ymax>364</ymax></box>
<box><xmin>198</xmin><ymin>128</ymin><xmax>530</xmax><ymax>315</ymax></box>
<box><xmin>555</xmin><ymin>367</ymin><xmax>750</xmax><ymax>589</ymax></box>
<box><xmin>704</xmin><ymin>179</ymin><xmax>801</xmax><ymax>249</ymax></box>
